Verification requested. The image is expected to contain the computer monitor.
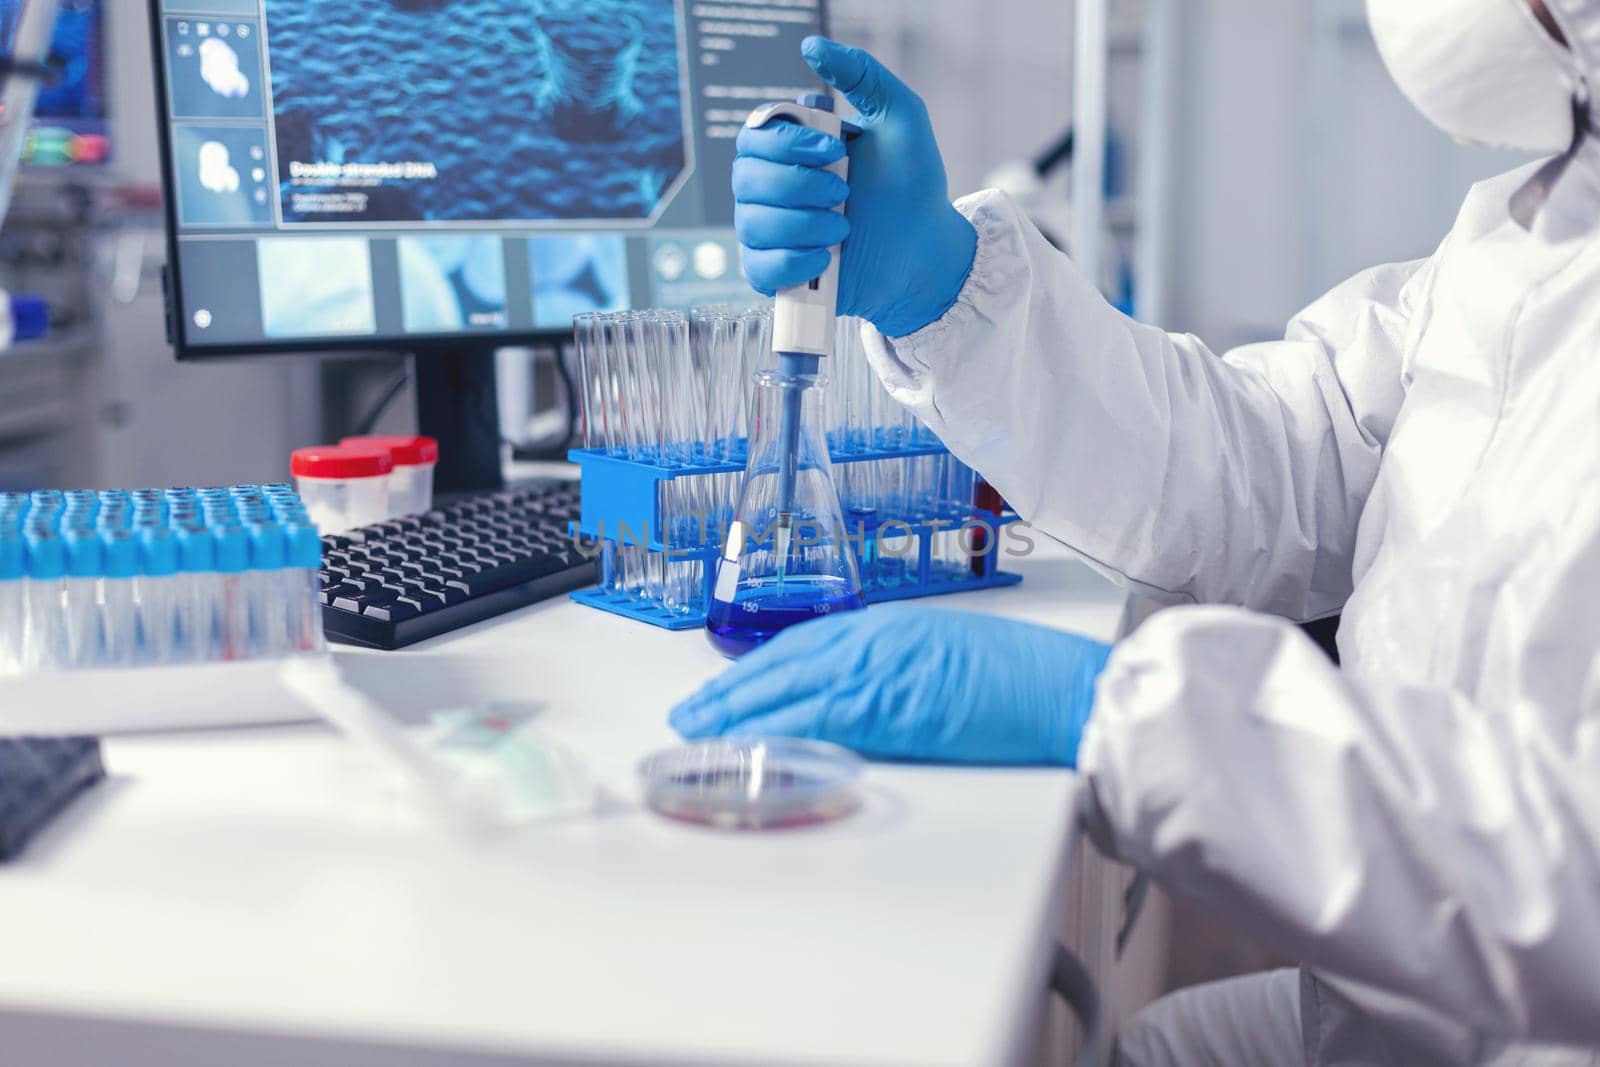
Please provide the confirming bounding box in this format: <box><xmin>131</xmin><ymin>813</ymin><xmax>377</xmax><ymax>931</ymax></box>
<box><xmin>147</xmin><ymin>0</ymin><xmax>827</xmax><ymax>489</ymax></box>
<box><xmin>0</xmin><ymin>0</ymin><xmax>109</xmax><ymax>167</ymax></box>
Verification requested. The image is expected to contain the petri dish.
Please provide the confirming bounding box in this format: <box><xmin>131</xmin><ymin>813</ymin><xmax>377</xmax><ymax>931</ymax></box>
<box><xmin>638</xmin><ymin>738</ymin><xmax>864</xmax><ymax>830</ymax></box>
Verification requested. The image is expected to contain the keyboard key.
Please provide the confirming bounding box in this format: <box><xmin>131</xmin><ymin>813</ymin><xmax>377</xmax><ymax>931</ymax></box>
<box><xmin>364</xmin><ymin>599</ymin><xmax>420</xmax><ymax>623</ymax></box>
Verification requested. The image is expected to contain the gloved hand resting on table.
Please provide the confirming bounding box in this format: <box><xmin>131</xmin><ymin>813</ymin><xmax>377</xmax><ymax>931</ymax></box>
<box><xmin>733</xmin><ymin>36</ymin><xmax>978</xmax><ymax>338</ymax></box>
<box><xmin>670</xmin><ymin>606</ymin><xmax>1114</xmax><ymax>766</ymax></box>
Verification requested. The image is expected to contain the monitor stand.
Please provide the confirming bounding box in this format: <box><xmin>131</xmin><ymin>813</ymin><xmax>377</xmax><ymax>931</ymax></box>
<box><xmin>414</xmin><ymin>346</ymin><xmax>505</xmax><ymax>496</ymax></box>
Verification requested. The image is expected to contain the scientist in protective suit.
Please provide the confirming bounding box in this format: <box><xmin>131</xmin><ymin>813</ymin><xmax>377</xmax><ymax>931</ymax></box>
<box><xmin>670</xmin><ymin>0</ymin><xmax>1600</xmax><ymax>1062</ymax></box>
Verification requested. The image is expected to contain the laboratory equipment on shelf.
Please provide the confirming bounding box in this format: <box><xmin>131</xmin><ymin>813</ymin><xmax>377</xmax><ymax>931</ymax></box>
<box><xmin>567</xmin><ymin>308</ymin><xmax>1024</xmax><ymax>632</ymax></box>
<box><xmin>638</xmin><ymin>738</ymin><xmax>863</xmax><ymax>831</ymax></box>
<box><xmin>0</xmin><ymin>483</ymin><xmax>326</xmax><ymax>675</ymax></box>
<box><xmin>0</xmin><ymin>290</ymin><xmax>48</xmax><ymax>348</ymax></box>
<box><xmin>339</xmin><ymin>435</ymin><xmax>439</xmax><ymax>519</ymax></box>
<box><xmin>317</xmin><ymin>480</ymin><xmax>593</xmax><ymax>650</ymax></box>
<box><xmin>291</xmin><ymin>445</ymin><xmax>394</xmax><ymax>534</ymax></box>
<box><xmin>0</xmin><ymin>0</ymin><xmax>61</xmax><ymax>223</ymax></box>
<box><xmin>706</xmin><ymin>367</ymin><xmax>864</xmax><ymax>658</ymax></box>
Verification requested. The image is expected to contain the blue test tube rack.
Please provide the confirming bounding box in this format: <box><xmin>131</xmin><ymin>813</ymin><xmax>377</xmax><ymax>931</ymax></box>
<box><xmin>567</xmin><ymin>441</ymin><xmax>1024</xmax><ymax>631</ymax></box>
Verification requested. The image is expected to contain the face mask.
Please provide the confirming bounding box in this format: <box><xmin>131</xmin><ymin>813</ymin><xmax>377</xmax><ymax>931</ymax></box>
<box><xmin>1367</xmin><ymin>0</ymin><xmax>1581</xmax><ymax>153</ymax></box>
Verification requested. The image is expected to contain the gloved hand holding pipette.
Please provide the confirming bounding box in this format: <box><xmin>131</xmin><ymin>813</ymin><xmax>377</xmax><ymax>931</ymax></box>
<box><xmin>734</xmin><ymin>36</ymin><xmax>977</xmax><ymax>338</ymax></box>
<box><xmin>672</xmin><ymin>605</ymin><xmax>1112</xmax><ymax>766</ymax></box>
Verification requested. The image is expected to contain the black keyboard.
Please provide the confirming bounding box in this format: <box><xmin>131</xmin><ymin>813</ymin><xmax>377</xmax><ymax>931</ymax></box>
<box><xmin>0</xmin><ymin>737</ymin><xmax>105</xmax><ymax>862</ymax></box>
<box><xmin>319</xmin><ymin>481</ymin><xmax>596</xmax><ymax>650</ymax></box>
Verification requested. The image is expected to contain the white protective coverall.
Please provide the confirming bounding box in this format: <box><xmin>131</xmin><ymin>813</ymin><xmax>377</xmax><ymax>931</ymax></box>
<box><xmin>861</xmin><ymin>1</ymin><xmax>1600</xmax><ymax>1062</ymax></box>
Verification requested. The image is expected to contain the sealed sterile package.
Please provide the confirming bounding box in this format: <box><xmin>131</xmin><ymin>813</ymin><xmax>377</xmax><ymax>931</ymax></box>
<box><xmin>281</xmin><ymin>658</ymin><xmax>597</xmax><ymax>828</ymax></box>
<box><xmin>414</xmin><ymin>707</ymin><xmax>597</xmax><ymax>824</ymax></box>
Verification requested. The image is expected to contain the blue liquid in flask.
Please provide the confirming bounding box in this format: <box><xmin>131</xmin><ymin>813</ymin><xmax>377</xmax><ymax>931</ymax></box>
<box><xmin>705</xmin><ymin>575</ymin><xmax>865</xmax><ymax>658</ymax></box>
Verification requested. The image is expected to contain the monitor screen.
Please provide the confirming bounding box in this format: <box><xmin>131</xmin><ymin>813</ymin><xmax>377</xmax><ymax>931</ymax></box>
<box><xmin>0</xmin><ymin>0</ymin><xmax>109</xmax><ymax>167</ymax></box>
<box><xmin>149</xmin><ymin>0</ymin><xmax>826</xmax><ymax>357</ymax></box>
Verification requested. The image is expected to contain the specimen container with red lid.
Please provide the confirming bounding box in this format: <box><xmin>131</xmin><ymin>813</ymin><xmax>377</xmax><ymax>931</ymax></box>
<box><xmin>339</xmin><ymin>435</ymin><xmax>438</xmax><ymax>517</ymax></box>
<box><xmin>290</xmin><ymin>445</ymin><xmax>393</xmax><ymax>533</ymax></box>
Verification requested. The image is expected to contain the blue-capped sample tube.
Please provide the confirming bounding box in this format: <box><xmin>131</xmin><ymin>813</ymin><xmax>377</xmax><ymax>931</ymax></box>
<box><xmin>0</xmin><ymin>531</ymin><xmax>22</xmax><ymax>674</ymax></box>
<box><xmin>177</xmin><ymin>526</ymin><xmax>217</xmax><ymax>663</ymax></box>
<box><xmin>248</xmin><ymin>521</ymin><xmax>290</xmax><ymax>658</ymax></box>
<box><xmin>0</xmin><ymin>497</ymin><xmax>23</xmax><ymax>536</ymax></box>
<box><xmin>22</xmin><ymin>528</ymin><xmax>66</xmax><ymax>671</ymax></box>
<box><xmin>62</xmin><ymin>527</ymin><xmax>104</xmax><ymax>667</ymax></box>
<box><xmin>285</xmin><ymin>524</ymin><xmax>326</xmax><ymax>654</ymax></box>
<box><xmin>213</xmin><ymin>524</ymin><xmax>250</xmax><ymax>660</ymax></box>
<box><xmin>100</xmin><ymin>528</ymin><xmax>139</xmax><ymax>666</ymax></box>
<box><xmin>137</xmin><ymin>527</ymin><xmax>180</xmax><ymax>665</ymax></box>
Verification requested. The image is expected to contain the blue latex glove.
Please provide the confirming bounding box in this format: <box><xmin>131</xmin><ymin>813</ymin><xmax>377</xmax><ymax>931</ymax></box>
<box><xmin>733</xmin><ymin>36</ymin><xmax>978</xmax><ymax>338</ymax></box>
<box><xmin>670</xmin><ymin>605</ymin><xmax>1114</xmax><ymax>766</ymax></box>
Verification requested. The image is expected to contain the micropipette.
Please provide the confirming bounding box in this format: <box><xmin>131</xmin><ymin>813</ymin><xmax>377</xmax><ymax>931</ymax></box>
<box><xmin>742</xmin><ymin>95</ymin><xmax>855</xmax><ymax>578</ymax></box>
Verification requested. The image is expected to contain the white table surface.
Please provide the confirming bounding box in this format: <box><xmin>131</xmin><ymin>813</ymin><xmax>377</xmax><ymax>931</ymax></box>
<box><xmin>0</xmin><ymin>541</ymin><xmax>1125</xmax><ymax>1067</ymax></box>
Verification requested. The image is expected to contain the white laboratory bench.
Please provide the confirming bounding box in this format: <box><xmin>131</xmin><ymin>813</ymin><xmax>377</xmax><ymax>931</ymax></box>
<box><xmin>0</xmin><ymin>541</ymin><xmax>1127</xmax><ymax>1067</ymax></box>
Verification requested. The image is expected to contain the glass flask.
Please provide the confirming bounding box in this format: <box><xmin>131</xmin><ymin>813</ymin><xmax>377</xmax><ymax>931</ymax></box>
<box><xmin>706</xmin><ymin>369</ymin><xmax>865</xmax><ymax>658</ymax></box>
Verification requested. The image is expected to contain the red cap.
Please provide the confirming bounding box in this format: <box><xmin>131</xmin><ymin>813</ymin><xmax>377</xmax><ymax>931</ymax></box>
<box><xmin>291</xmin><ymin>445</ymin><xmax>394</xmax><ymax>480</ymax></box>
<box><xmin>339</xmin><ymin>434</ymin><xmax>439</xmax><ymax>467</ymax></box>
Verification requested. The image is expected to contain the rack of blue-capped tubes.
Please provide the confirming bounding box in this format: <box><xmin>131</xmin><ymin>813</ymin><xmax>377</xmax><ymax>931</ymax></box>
<box><xmin>564</xmin><ymin>306</ymin><xmax>1023</xmax><ymax>631</ymax></box>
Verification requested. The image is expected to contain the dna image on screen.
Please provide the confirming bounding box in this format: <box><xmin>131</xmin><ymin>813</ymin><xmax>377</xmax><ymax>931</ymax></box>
<box><xmin>263</xmin><ymin>0</ymin><xmax>691</xmax><ymax>225</ymax></box>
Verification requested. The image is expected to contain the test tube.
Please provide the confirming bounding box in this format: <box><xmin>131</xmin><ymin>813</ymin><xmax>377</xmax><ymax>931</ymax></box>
<box><xmin>825</xmin><ymin>317</ymin><xmax>852</xmax><ymax>452</ymax></box>
<box><xmin>654</xmin><ymin>313</ymin><xmax>705</xmax><ymax>615</ymax></box>
<box><xmin>62</xmin><ymin>527</ymin><xmax>103</xmax><ymax>668</ymax></box>
<box><xmin>249</xmin><ymin>521</ymin><xmax>291</xmax><ymax>659</ymax></box>
<box><xmin>572</xmin><ymin>312</ymin><xmax>607</xmax><ymax>452</ymax></box>
<box><xmin>603</xmin><ymin>312</ymin><xmax>641</xmax><ymax>459</ymax></box>
<box><xmin>911</xmin><ymin>454</ymin><xmax>944</xmax><ymax>520</ymax></box>
<box><xmin>100</xmin><ymin>528</ymin><xmax>139</xmax><ymax>666</ymax></box>
<box><xmin>634</xmin><ymin>313</ymin><xmax>672</xmax><ymax>604</ymax></box>
<box><xmin>599</xmin><ymin>313</ymin><xmax>644</xmax><ymax>598</ymax></box>
<box><xmin>213</xmin><ymin>525</ymin><xmax>250</xmax><ymax>661</ymax></box>
<box><xmin>177</xmin><ymin>526</ymin><xmax>217</xmax><ymax>663</ymax></box>
<box><xmin>735</xmin><ymin>305</ymin><xmax>773</xmax><ymax>459</ymax></box>
<box><xmin>138</xmin><ymin>527</ymin><xmax>180</xmax><ymax>665</ymax></box>
<box><xmin>713</xmin><ymin>313</ymin><xmax>746</xmax><ymax>463</ymax></box>
<box><xmin>0</xmin><ymin>531</ymin><xmax>21</xmax><ymax>674</ymax></box>
<box><xmin>695</xmin><ymin>308</ymin><xmax>747</xmax><ymax>548</ymax></box>
<box><xmin>690</xmin><ymin>307</ymin><xmax>732</xmax><ymax>461</ymax></box>
<box><xmin>595</xmin><ymin>313</ymin><xmax>628</xmax><ymax>458</ymax></box>
<box><xmin>286</xmin><ymin>524</ymin><xmax>327</xmax><ymax>654</ymax></box>
<box><xmin>22</xmin><ymin>527</ymin><xmax>65</xmax><ymax>672</ymax></box>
